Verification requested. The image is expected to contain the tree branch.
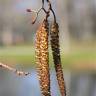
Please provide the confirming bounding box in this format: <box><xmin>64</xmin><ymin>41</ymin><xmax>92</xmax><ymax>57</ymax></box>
<box><xmin>0</xmin><ymin>62</ymin><xmax>30</xmax><ymax>76</ymax></box>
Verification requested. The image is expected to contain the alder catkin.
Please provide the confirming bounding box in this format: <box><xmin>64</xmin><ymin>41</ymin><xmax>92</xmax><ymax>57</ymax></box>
<box><xmin>50</xmin><ymin>21</ymin><xmax>66</xmax><ymax>96</ymax></box>
<box><xmin>35</xmin><ymin>19</ymin><xmax>51</xmax><ymax>96</ymax></box>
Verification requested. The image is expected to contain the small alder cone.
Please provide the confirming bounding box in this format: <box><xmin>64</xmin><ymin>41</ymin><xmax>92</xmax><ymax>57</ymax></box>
<box><xmin>50</xmin><ymin>22</ymin><xmax>66</xmax><ymax>96</ymax></box>
<box><xmin>35</xmin><ymin>19</ymin><xmax>51</xmax><ymax>96</ymax></box>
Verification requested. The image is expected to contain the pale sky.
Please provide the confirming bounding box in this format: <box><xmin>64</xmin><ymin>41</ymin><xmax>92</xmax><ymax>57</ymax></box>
<box><xmin>15</xmin><ymin>0</ymin><xmax>41</xmax><ymax>13</ymax></box>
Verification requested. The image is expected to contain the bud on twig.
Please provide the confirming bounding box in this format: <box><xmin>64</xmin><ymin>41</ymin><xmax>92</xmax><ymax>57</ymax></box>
<box><xmin>0</xmin><ymin>62</ymin><xmax>30</xmax><ymax>76</ymax></box>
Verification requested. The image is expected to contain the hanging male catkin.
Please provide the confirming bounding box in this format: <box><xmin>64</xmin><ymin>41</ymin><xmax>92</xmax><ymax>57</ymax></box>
<box><xmin>35</xmin><ymin>19</ymin><xmax>51</xmax><ymax>96</ymax></box>
<box><xmin>50</xmin><ymin>21</ymin><xmax>66</xmax><ymax>96</ymax></box>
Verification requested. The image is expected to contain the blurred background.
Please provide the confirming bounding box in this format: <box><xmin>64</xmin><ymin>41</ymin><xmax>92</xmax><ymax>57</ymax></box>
<box><xmin>0</xmin><ymin>0</ymin><xmax>96</xmax><ymax>96</ymax></box>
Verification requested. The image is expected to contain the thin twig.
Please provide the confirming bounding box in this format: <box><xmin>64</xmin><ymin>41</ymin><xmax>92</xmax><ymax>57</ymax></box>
<box><xmin>27</xmin><ymin>0</ymin><xmax>55</xmax><ymax>24</ymax></box>
<box><xmin>0</xmin><ymin>62</ymin><xmax>30</xmax><ymax>76</ymax></box>
<box><xmin>27</xmin><ymin>8</ymin><xmax>43</xmax><ymax>24</ymax></box>
<box><xmin>46</xmin><ymin>0</ymin><xmax>56</xmax><ymax>22</ymax></box>
<box><xmin>42</xmin><ymin>0</ymin><xmax>44</xmax><ymax>8</ymax></box>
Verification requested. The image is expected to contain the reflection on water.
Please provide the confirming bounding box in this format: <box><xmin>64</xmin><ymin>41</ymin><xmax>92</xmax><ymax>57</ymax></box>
<box><xmin>0</xmin><ymin>69</ymin><xmax>96</xmax><ymax>96</ymax></box>
<box><xmin>18</xmin><ymin>69</ymin><xmax>63</xmax><ymax>96</ymax></box>
<box><xmin>0</xmin><ymin>69</ymin><xmax>62</xmax><ymax>96</ymax></box>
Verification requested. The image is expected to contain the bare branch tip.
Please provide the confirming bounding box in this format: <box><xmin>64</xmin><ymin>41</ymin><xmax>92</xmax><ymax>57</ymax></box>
<box><xmin>0</xmin><ymin>62</ymin><xmax>30</xmax><ymax>76</ymax></box>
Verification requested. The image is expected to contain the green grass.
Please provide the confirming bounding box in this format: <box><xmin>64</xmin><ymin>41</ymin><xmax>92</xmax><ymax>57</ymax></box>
<box><xmin>62</xmin><ymin>50</ymin><xmax>96</xmax><ymax>67</ymax></box>
<box><xmin>0</xmin><ymin>46</ymin><xmax>96</xmax><ymax>69</ymax></box>
<box><xmin>0</xmin><ymin>46</ymin><xmax>35</xmax><ymax>67</ymax></box>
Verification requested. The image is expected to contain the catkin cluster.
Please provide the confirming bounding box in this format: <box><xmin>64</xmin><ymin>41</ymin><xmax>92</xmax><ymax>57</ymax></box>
<box><xmin>34</xmin><ymin>0</ymin><xmax>66</xmax><ymax>96</ymax></box>
<box><xmin>35</xmin><ymin>19</ymin><xmax>51</xmax><ymax>96</ymax></box>
<box><xmin>50</xmin><ymin>22</ymin><xmax>66</xmax><ymax>96</ymax></box>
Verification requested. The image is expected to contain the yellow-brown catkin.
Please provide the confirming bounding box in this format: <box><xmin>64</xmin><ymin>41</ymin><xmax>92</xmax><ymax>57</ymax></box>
<box><xmin>35</xmin><ymin>19</ymin><xmax>51</xmax><ymax>96</ymax></box>
<box><xmin>50</xmin><ymin>22</ymin><xmax>66</xmax><ymax>96</ymax></box>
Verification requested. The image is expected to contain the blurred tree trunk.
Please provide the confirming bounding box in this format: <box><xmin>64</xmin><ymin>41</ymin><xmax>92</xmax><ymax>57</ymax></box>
<box><xmin>0</xmin><ymin>0</ymin><xmax>14</xmax><ymax>46</ymax></box>
<box><xmin>56</xmin><ymin>0</ymin><xmax>70</xmax><ymax>52</ymax></box>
